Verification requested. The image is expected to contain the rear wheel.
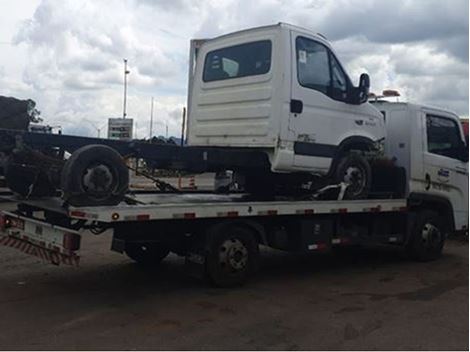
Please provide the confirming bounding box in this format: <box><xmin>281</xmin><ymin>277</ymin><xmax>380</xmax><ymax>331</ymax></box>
<box><xmin>205</xmin><ymin>225</ymin><xmax>259</xmax><ymax>287</ymax></box>
<box><xmin>407</xmin><ymin>210</ymin><xmax>445</xmax><ymax>261</ymax></box>
<box><xmin>61</xmin><ymin>145</ymin><xmax>129</xmax><ymax>206</ymax></box>
<box><xmin>334</xmin><ymin>152</ymin><xmax>371</xmax><ymax>199</ymax></box>
<box><xmin>125</xmin><ymin>242</ymin><xmax>170</xmax><ymax>265</ymax></box>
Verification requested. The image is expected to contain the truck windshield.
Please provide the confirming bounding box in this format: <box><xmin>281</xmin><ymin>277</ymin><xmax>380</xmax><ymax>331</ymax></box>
<box><xmin>203</xmin><ymin>40</ymin><xmax>272</xmax><ymax>82</ymax></box>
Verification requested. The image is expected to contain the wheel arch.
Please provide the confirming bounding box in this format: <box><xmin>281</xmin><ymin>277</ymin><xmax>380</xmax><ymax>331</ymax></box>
<box><xmin>328</xmin><ymin>136</ymin><xmax>376</xmax><ymax>176</ymax></box>
<box><xmin>205</xmin><ymin>219</ymin><xmax>267</xmax><ymax>247</ymax></box>
<box><xmin>408</xmin><ymin>192</ymin><xmax>455</xmax><ymax>233</ymax></box>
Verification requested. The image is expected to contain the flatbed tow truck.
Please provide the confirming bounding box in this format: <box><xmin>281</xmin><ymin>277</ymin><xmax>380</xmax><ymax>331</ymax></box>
<box><xmin>0</xmin><ymin>24</ymin><xmax>467</xmax><ymax>286</ymax></box>
<box><xmin>0</xmin><ymin>191</ymin><xmax>409</xmax><ymax>285</ymax></box>
<box><xmin>0</xmin><ymin>96</ymin><xmax>467</xmax><ymax>286</ymax></box>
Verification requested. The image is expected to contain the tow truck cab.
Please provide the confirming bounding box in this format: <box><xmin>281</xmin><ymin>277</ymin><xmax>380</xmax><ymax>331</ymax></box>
<box><xmin>371</xmin><ymin>100</ymin><xmax>469</xmax><ymax>233</ymax></box>
<box><xmin>187</xmin><ymin>23</ymin><xmax>385</xmax><ymax>175</ymax></box>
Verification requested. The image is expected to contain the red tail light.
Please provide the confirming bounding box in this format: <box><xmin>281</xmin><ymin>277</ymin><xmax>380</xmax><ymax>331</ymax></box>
<box><xmin>0</xmin><ymin>213</ymin><xmax>11</xmax><ymax>232</ymax></box>
<box><xmin>63</xmin><ymin>233</ymin><xmax>81</xmax><ymax>251</ymax></box>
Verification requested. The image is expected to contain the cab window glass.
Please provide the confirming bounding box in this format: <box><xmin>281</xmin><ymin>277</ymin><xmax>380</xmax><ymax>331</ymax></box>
<box><xmin>330</xmin><ymin>55</ymin><xmax>347</xmax><ymax>92</ymax></box>
<box><xmin>426</xmin><ymin>115</ymin><xmax>462</xmax><ymax>159</ymax></box>
<box><xmin>296</xmin><ymin>37</ymin><xmax>330</xmax><ymax>94</ymax></box>
<box><xmin>203</xmin><ymin>40</ymin><xmax>271</xmax><ymax>82</ymax></box>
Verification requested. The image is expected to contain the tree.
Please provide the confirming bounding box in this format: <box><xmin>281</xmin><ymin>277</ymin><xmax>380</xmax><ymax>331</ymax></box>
<box><xmin>0</xmin><ymin>96</ymin><xmax>43</xmax><ymax>130</ymax></box>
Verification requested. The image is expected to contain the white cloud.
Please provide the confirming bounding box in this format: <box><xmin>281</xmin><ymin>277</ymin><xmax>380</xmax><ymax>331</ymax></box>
<box><xmin>0</xmin><ymin>0</ymin><xmax>467</xmax><ymax>138</ymax></box>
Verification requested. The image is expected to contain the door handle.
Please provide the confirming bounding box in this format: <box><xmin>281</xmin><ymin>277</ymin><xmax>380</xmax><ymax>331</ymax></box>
<box><xmin>290</xmin><ymin>99</ymin><xmax>303</xmax><ymax>114</ymax></box>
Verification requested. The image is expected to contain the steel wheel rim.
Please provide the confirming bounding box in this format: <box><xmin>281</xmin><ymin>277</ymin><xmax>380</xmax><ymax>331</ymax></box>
<box><xmin>343</xmin><ymin>165</ymin><xmax>366</xmax><ymax>196</ymax></box>
<box><xmin>219</xmin><ymin>238</ymin><xmax>249</xmax><ymax>272</ymax></box>
<box><xmin>82</xmin><ymin>162</ymin><xmax>118</xmax><ymax>199</ymax></box>
<box><xmin>421</xmin><ymin>223</ymin><xmax>442</xmax><ymax>249</ymax></box>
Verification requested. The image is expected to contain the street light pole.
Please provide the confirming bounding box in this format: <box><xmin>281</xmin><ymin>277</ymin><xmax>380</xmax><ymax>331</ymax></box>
<box><xmin>123</xmin><ymin>59</ymin><xmax>130</xmax><ymax>119</ymax></box>
<box><xmin>149</xmin><ymin>97</ymin><xmax>154</xmax><ymax>139</ymax></box>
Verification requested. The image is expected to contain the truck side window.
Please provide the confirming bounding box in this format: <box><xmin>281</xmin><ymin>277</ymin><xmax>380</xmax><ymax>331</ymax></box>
<box><xmin>329</xmin><ymin>54</ymin><xmax>348</xmax><ymax>100</ymax></box>
<box><xmin>426</xmin><ymin>115</ymin><xmax>463</xmax><ymax>160</ymax></box>
<box><xmin>203</xmin><ymin>40</ymin><xmax>272</xmax><ymax>82</ymax></box>
<box><xmin>296</xmin><ymin>37</ymin><xmax>330</xmax><ymax>94</ymax></box>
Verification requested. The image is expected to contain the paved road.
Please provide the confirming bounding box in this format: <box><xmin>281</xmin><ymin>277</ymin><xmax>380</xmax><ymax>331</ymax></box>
<box><xmin>0</xmin><ymin>203</ymin><xmax>467</xmax><ymax>350</ymax></box>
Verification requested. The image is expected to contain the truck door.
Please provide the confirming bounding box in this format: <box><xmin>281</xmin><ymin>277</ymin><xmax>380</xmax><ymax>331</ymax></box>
<box><xmin>422</xmin><ymin>113</ymin><xmax>469</xmax><ymax>230</ymax></box>
<box><xmin>288</xmin><ymin>33</ymin><xmax>337</xmax><ymax>171</ymax></box>
<box><xmin>288</xmin><ymin>32</ymin><xmax>377</xmax><ymax>173</ymax></box>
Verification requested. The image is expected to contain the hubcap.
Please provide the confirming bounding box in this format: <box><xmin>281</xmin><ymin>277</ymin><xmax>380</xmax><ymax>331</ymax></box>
<box><xmin>219</xmin><ymin>238</ymin><xmax>249</xmax><ymax>272</ymax></box>
<box><xmin>421</xmin><ymin>223</ymin><xmax>442</xmax><ymax>249</ymax></box>
<box><xmin>82</xmin><ymin>164</ymin><xmax>115</xmax><ymax>195</ymax></box>
<box><xmin>343</xmin><ymin>166</ymin><xmax>366</xmax><ymax>196</ymax></box>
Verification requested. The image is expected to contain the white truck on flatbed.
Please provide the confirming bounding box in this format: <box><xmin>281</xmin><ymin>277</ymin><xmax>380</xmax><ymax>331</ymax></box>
<box><xmin>188</xmin><ymin>23</ymin><xmax>384</xmax><ymax>199</ymax></box>
<box><xmin>0</xmin><ymin>98</ymin><xmax>467</xmax><ymax>286</ymax></box>
<box><xmin>0</xmin><ymin>22</ymin><xmax>467</xmax><ymax>286</ymax></box>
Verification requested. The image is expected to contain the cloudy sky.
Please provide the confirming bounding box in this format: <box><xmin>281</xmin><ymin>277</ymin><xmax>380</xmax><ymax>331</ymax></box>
<box><xmin>0</xmin><ymin>0</ymin><xmax>468</xmax><ymax>137</ymax></box>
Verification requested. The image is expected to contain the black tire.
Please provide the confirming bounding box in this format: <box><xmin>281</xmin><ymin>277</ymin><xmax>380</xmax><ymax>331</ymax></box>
<box><xmin>334</xmin><ymin>152</ymin><xmax>371</xmax><ymax>199</ymax></box>
<box><xmin>5</xmin><ymin>157</ymin><xmax>56</xmax><ymax>197</ymax></box>
<box><xmin>125</xmin><ymin>242</ymin><xmax>170</xmax><ymax>265</ymax></box>
<box><xmin>407</xmin><ymin>210</ymin><xmax>446</xmax><ymax>261</ymax></box>
<box><xmin>61</xmin><ymin>145</ymin><xmax>129</xmax><ymax>206</ymax></box>
<box><xmin>205</xmin><ymin>225</ymin><xmax>259</xmax><ymax>287</ymax></box>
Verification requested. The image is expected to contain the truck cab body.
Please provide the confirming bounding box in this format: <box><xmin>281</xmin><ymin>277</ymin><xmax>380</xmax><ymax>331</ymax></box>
<box><xmin>371</xmin><ymin>100</ymin><xmax>469</xmax><ymax>232</ymax></box>
<box><xmin>187</xmin><ymin>23</ymin><xmax>384</xmax><ymax>175</ymax></box>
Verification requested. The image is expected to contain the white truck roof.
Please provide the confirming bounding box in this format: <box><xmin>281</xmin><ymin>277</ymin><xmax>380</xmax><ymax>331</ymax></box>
<box><xmin>199</xmin><ymin>22</ymin><xmax>329</xmax><ymax>48</ymax></box>
<box><xmin>371</xmin><ymin>100</ymin><xmax>459</xmax><ymax>118</ymax></box>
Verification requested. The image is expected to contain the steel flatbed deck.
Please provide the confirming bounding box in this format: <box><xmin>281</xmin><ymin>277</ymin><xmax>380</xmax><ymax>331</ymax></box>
<box><xmin>6</xmin><ymin>193</ymin><xmax>408</xmax><ymax>223</ymax></box>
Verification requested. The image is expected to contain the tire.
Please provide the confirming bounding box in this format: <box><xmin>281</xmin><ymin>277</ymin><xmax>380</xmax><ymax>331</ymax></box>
<box><xmin>125</xmin><ymin>242</ymin><xmax>170</xmax><ymax>265</ymax></box>
<box><xmin>61</xmin><ymin>145</ymin><xmax>129</xmax><ymax>206</ymax></box>
<box><xmin>334</xmin><ymin>152</ymin><xmax>371</xmax><ymax>199</ymax></box>
<box><xmin>407</xmin><ymin>210</ymin><xmax>446</xmax><ymax>261</ymax></box>
<box><xmin>205</xmin><ymin>225</ymin><xmax>259</xmax><ymax>287</ymax></box>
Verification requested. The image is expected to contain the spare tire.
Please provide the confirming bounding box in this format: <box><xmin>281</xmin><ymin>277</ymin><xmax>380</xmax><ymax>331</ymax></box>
<box><xmin>61</xmin><ymin>145</ymin><xmax>129</xmax><ymax>206</ymax></box>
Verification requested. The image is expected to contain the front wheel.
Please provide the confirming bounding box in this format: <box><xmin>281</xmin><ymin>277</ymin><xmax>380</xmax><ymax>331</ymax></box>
<box><xmin>333</xmin><ymin>152</ymin><xmax>371</xmax><ymax>199</ymax></box>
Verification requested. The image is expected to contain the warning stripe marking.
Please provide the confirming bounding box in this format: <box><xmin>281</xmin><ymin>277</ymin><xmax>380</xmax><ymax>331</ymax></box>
<box><xmin>0</xmin><ymin>235</ymin><xmax>79</xmax><ymax>266</ymax></box>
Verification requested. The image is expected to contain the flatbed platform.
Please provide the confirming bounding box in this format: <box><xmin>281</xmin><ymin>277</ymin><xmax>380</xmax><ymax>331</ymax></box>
<box><xmin>3</xmin><ymin>193</ymin><xmax>408</xmax><ymax>223</ymax></box>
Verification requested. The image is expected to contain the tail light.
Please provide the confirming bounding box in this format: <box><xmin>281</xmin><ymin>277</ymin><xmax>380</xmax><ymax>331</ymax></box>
<box><xmin>0</xmin><ymin>213</ymin><xmax>11</xmax><ymax>232</ymax></box>
<box><xmin>63</xmin><ymin>233</ymin><xmax>81</xmax><ymax>251</ymax></box>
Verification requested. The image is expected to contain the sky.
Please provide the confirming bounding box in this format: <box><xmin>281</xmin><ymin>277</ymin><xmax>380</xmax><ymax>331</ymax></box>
<box><xmin>0</xmin><ymin>0</ymin><xmax>468</xmax><ymax>138</ymax></box>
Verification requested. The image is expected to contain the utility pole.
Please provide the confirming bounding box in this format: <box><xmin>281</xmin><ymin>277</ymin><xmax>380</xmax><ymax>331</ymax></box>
<box><xmin>180</xmin><ymin>107</ymin><xmax>186</xmax><ymax>146</ymax></box>
<box><xmin>166</xmin><ymin>123</ymin><xmax>168</xmax><ymax>139</ymax></box>
<box><xmin>149</xmin><ymin>97</ymin><xmax>154</xmax><ymax>139</ymax></box>
<box><xmin>123</xmin><ymin>59</ymin><xmax>130</xmax><ymax>119</ymax></box>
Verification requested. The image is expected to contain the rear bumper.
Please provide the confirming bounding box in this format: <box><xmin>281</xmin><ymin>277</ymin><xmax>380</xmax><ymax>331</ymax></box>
<box><xmin>0</xmin><ymin>211</ymin><xmax>81</xmax><ymax>266</ymax></box>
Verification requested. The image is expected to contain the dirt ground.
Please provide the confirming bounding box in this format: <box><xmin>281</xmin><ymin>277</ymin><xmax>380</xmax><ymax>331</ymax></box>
<box><xmin>0</xmin><ymin>200</ymin><xmax>467</xmax><ymax>350</ymax></box>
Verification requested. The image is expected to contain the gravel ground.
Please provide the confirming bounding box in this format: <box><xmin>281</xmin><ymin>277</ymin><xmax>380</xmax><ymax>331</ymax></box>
<box><xmin>0</xmin><ymin>200</ymin><xmax>467</xmax><ymax>350</ymax></box>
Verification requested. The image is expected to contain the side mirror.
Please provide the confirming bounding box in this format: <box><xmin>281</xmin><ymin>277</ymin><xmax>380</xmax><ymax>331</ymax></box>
<box><xmin>358</xmin><ymin>73</ymin><xmax>370</xmax><ymax>104</ymax></box>
<box><xmin>347</xmin><ymin>73</ymin><xmax>370</xmax><ymax>105</ymax></box>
